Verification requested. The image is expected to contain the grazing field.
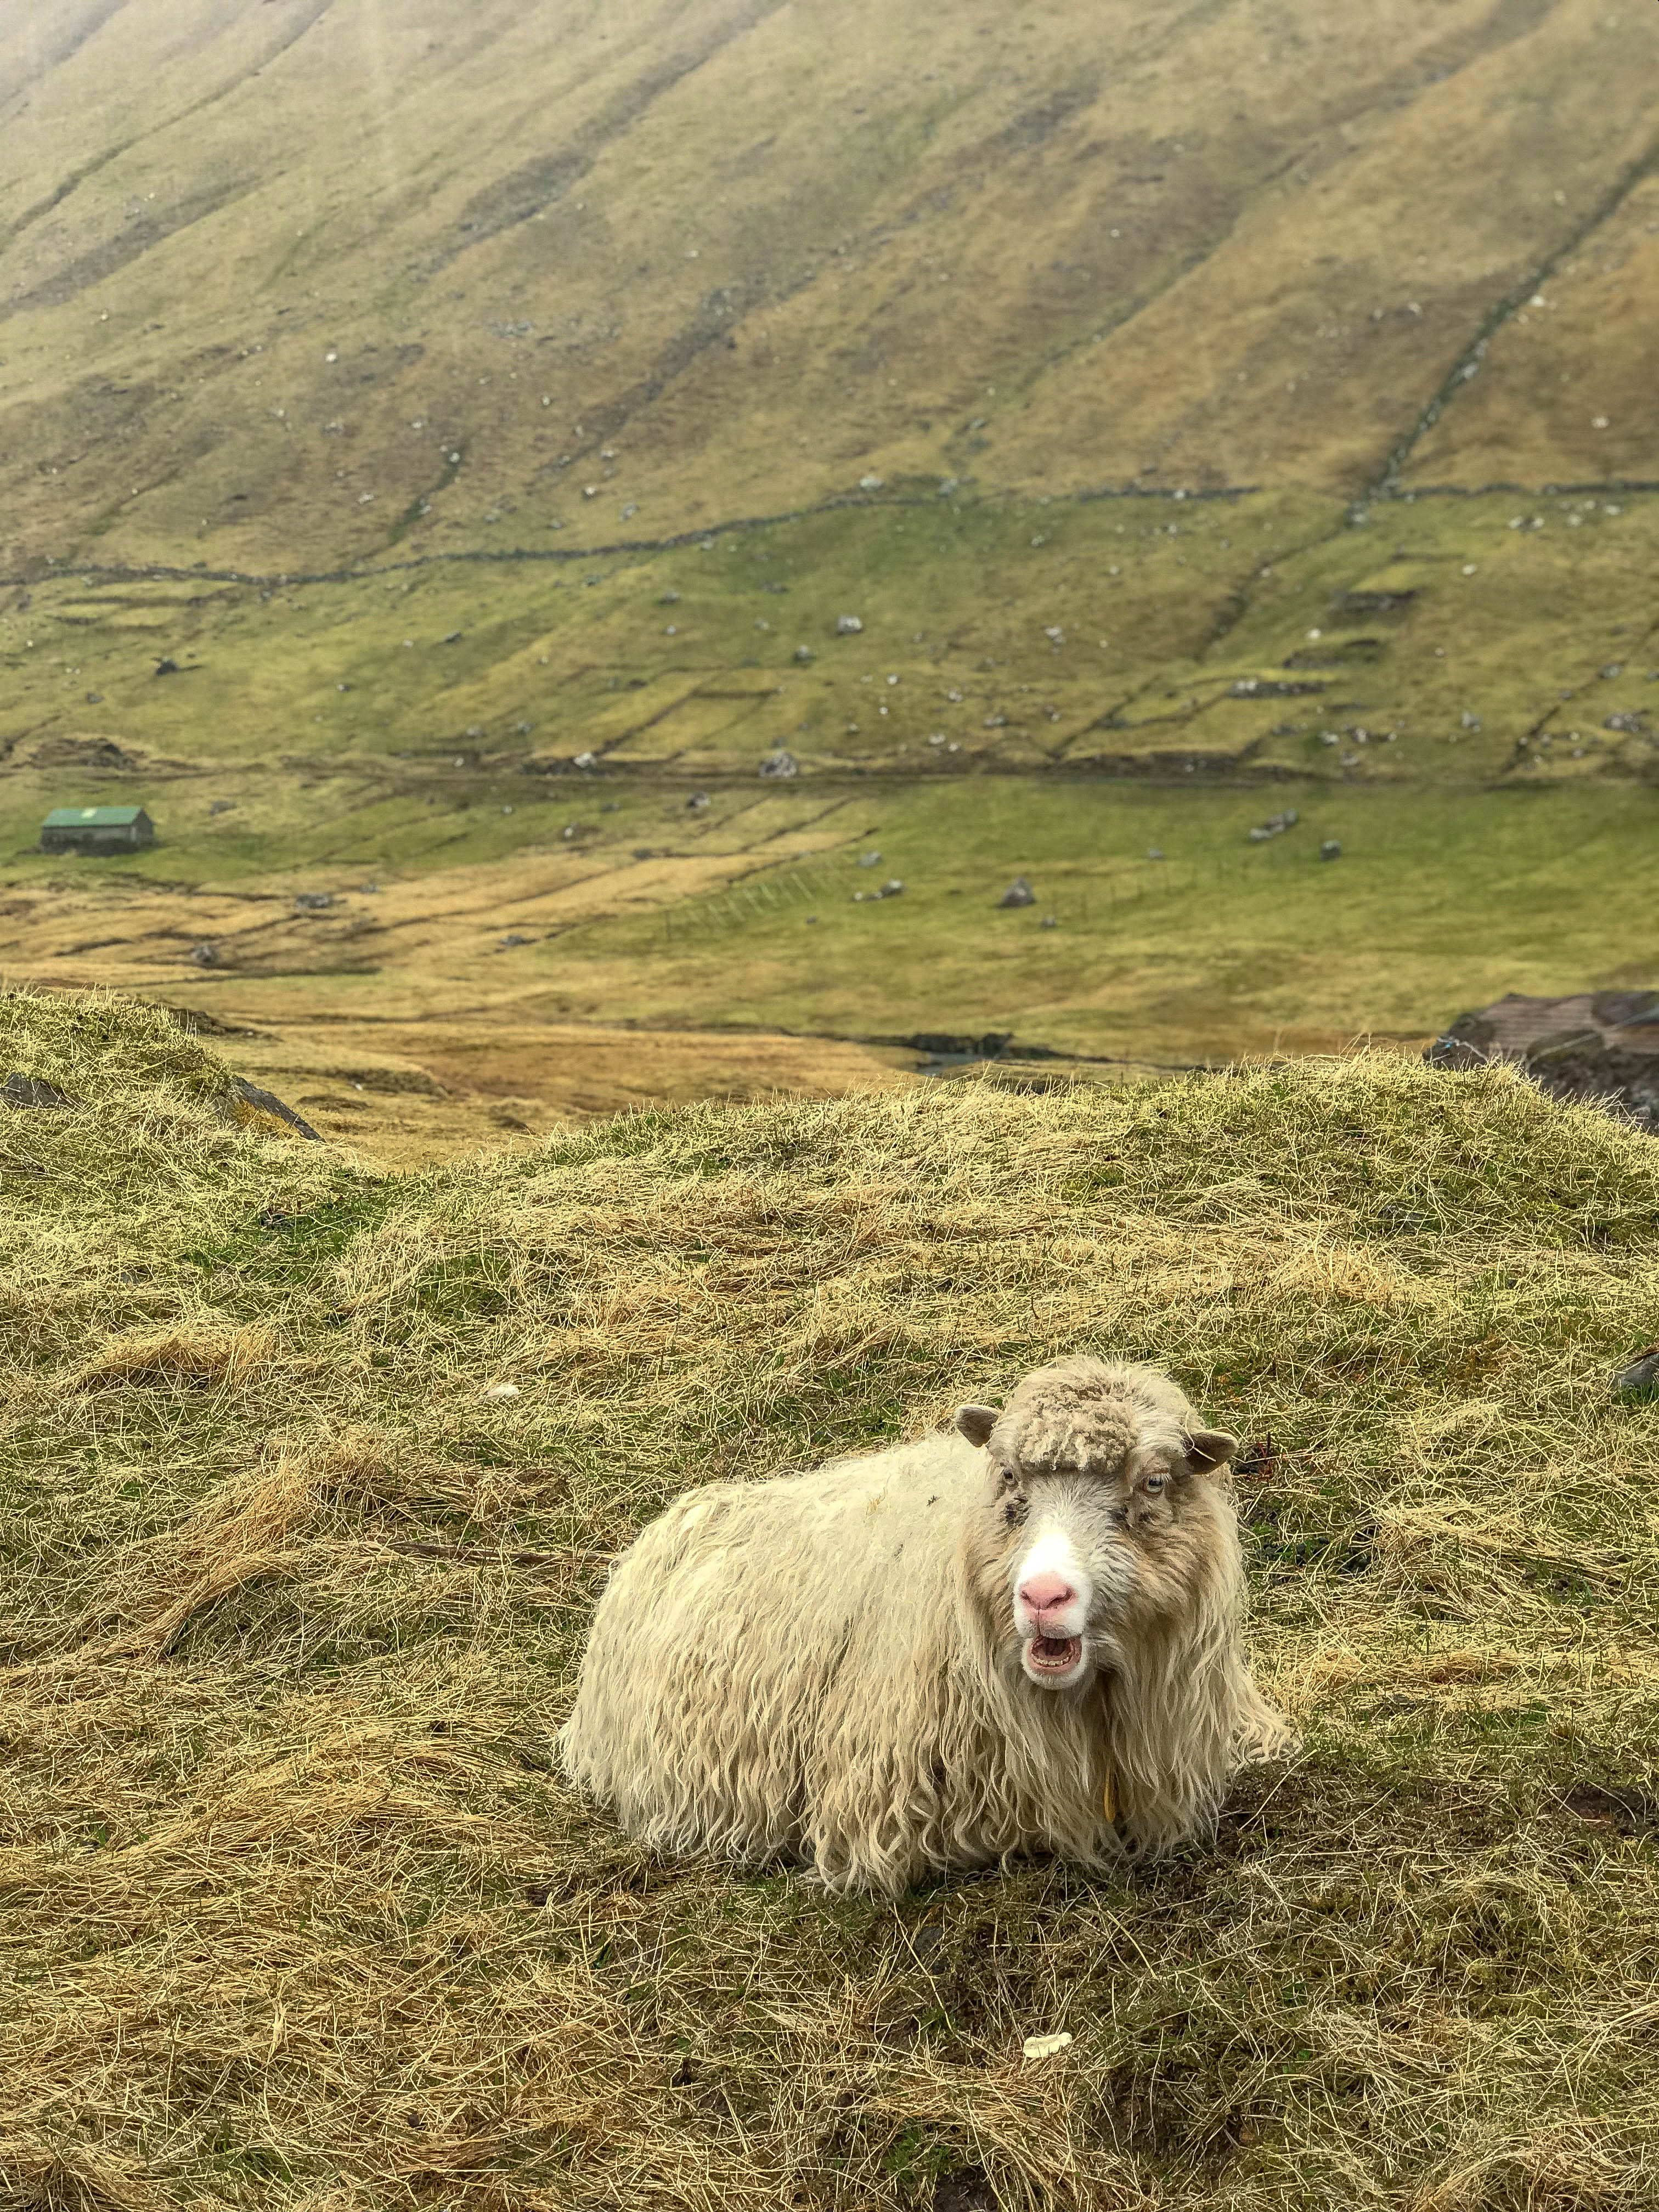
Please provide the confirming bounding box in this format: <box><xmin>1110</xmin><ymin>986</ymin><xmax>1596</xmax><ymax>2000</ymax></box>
<box><xmin>7</xmin><ymin>8</ymin><xmax>1659</xmax><ymax>2203</ymax></box>
<box><xmin>8</xmin><ymin>768</ymin><xmax>1659</xmax><ymax>1134</ymax></box>
<box><xmin>3</xmin><ymin>989</ymin><xmax>1658</xmax><ymax>2210</ymax></box>
<box><xmin>5</xmin><ymin>489</ymin><xmax>1658</xmax><ymax>803</ymax></box>
<box><xmin>4</xmin><ymin>483</ymin><xmax>1658</xmax><ymax>1149</ymax></box>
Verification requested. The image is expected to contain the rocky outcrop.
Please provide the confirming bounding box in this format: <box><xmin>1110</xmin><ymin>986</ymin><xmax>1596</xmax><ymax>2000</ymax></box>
<box><xmin>1426</xmin><ymin>991</ymin><xmax>1659</xmax><ymax>1126</ymax></box>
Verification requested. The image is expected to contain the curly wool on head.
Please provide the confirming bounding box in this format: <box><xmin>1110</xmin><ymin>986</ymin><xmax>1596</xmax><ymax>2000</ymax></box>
<box><xmin>990</xmin><ymin>1355</ymin><xmax>1172</xmax><ymax>1479</ymax></box>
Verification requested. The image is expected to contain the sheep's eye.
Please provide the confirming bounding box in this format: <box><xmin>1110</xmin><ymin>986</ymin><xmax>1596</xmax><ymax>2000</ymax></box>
<box><xmin>1144</xmin><ymin>1474</ymin><xmax>1166</xmax><ymax>1496</ymax></box>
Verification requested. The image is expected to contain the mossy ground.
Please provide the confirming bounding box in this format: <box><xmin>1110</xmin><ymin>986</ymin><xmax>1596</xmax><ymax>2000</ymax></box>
<box><xmin>3</xmin><ymin>989</ymin><xmax>1658</xmax><ymax>2210</ymax></box>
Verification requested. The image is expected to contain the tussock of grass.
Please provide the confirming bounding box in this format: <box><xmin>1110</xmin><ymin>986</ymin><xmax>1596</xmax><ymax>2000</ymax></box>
<box><xmin>3</xmin><ymin>991</ymin><xmax>1659</xmax><ymax>2208</ymax></box>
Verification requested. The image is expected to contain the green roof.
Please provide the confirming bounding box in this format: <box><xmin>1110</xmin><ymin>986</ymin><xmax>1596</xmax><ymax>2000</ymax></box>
<box><xmin>42</xmin><ymin>806</ymin><xmax>149</xmax><ymax>828</ymax></box>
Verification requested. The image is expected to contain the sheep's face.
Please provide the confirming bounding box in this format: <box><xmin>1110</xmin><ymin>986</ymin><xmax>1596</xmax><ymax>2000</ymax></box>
<box><xmin>955</xmin><ymin>1357</ymin><xmax>1237</xmax><ymax>1693</ymax></box>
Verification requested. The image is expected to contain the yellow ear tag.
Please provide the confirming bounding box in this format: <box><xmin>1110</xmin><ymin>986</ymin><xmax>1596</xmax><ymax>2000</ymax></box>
<box><xmin>1102</xmin><ymin>1768</ymin><xmax>1116</xmax><ymax>1822</ymax></box>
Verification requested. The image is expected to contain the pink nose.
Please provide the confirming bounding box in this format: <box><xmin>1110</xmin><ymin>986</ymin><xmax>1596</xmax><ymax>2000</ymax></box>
<box><xmin>1018</xmin><ymin>1571</ymin><xmax>1076</xmax><ymax>1620</ymax></box>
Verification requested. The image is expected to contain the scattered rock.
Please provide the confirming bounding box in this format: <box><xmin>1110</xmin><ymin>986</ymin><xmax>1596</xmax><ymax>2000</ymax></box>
<box><xmin>499</xmin><ymin>933</ymin><xmax>531</xmax><ymax>949</ymax></box>
<box><xmin>189</xmin><ymin>943</ymin><xmax>219</xmax><ymax>967</ymax></box>
<box><xmin>2</xmin><ymin>1073</ymin><xmax>78</xmax><ymax>1111</ymax></box>
<box><xmin>687</xmin><ymin>792</ymin><xmax>710</xmax><ymax>811</ymax></box>
<box><xmin>1147</xmin><ymin>847</ymin><xmax>1165</xmax><ymax>860</ymax></box>
<box><xmin>1612</xmin><ymin>1347</ymin><xmax>1659</xmax><ymax>1397</ymax></box>
<box><xmin>759</xmin><ymin>748</ymin><xmax>798</xmax><ymax>779</ymax></box>
<box><xmin>441</xmin><ymin>631</ymin><xmax>462</xmax><ymax>644</ymax></box>
<box><xmin>1248</xmin><ymin>809</ymin><xmax>1300</xmax><ymax>843</ymax></box>
<box><xmin>1606</xmin><ymin>712</ymin><xmax>1649</xmax><ymax>735</ymax></box>
<box><xmin>857</xmin><ymin>850</ymin><xmax>882</xmax><ymax>868</ymax></box>
<box><xmin>359</xmin><ymin>881</ymin><xmax>379</xmax><ymax>894</ymax></box>
<box><xmin>939</xmin><ymin>477</ymin><xmax>960</xmax><ymax>497</ymax></box>
<box><xmin>1601</xmin><ymin>664</ymin><xmax>1624</xmax><ymax>680</ymax></box>
<box><xmin>294</xmin><ymin>892</ymin><xmax>335</xmax><ymax>912</ymax></box>
<box><xmin>228</xmin><ymin>1077</ymin><xmax>321</xmax><ymax>1141</ymax></box>
<box><xmin>859</xmin><ymin>473</ymin><xmax>884</xmax><ymax>491</ymax></box>
<box><xmin>999</xmin><ymin>877</ymin><xmax>1036</xmax><ymax>909</ymax></box>
<box><xmin>879</xmin><ymin>878</ymin><xmax>905</xmax><ymax>899</ymax></box>
<box><xmin>794</xmin><ymin>645</ymin><xmax>814</xmax><ymax>663</ymax></box>
<box><xmin>1319</xmin><ymin>840</ymin><xmax>1342</xmax><ymax>861</ymax></box>
<box><xmin>836</xmin><ymin>614</ymin><xmax>864</xmax><ymax>635</ymax></box>
<box><xmin>572</xmin><ymin>751</ymin><xmax>597</xmax><ymax>769</ymax></box>
<box><xmin>1039</xmin><ymin>915</ymin><xmax>1057</xmax><ymax>929</ymax></box>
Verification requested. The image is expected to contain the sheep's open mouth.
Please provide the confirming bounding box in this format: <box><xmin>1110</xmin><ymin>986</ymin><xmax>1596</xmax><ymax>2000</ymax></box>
<box><xmin>1025</xmin><ymin>1633</ymin><xmax>1083</xmax><ymax>1678</ymax></box>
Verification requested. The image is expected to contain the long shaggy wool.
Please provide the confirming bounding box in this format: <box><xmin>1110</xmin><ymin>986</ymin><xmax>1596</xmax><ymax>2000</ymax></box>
<box><xmin>560</xmin><ymin>1365</ymin><xmax>1290</xmax><ymax>1894</ymax></box>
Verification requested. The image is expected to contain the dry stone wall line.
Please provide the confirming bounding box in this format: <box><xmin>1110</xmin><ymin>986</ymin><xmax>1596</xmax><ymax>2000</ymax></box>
<box><xmin>16</xmin><ymin>473</ymin><xmax>1659</xmax><ymax>603</ymax></box>
<box><xmin>1370</xmin><ymin>129</ymin><xmax>1659</xmax><ymax>496</ymax></box>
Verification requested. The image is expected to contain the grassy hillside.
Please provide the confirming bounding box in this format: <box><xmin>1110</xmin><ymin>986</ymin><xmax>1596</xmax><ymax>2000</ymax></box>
<box><xmin>7</xmin><ymin>487</ymin><xmax>1659</xmax><ymax>797</ymax></box>
<box><xmin>3</xmin><ymin>989</ymin><xmax>1658</xmax><ymax>2208</ymax></box>
<box><xmin>3</xmin><ymin>1</ymin><xmax>1658</xmax><ymax>579</ymax></box>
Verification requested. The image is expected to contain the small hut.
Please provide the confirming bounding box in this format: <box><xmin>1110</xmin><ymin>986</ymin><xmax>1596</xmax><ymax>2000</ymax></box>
<box><xmin>40</xmin><ymin>805</ymin><xmax>155</xmax><ymax>854</ymax></box>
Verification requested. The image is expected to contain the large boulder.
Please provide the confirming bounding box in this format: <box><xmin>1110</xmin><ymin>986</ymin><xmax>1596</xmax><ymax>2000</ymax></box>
<box><xmin>1426</xmin><ymin>990</ymin><xmax>1659</xmax><ymax>1125</ymax></box>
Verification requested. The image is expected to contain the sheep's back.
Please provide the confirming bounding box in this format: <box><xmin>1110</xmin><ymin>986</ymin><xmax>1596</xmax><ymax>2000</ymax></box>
<box><xmin>557</xmin><ymin>1431</ymin><xmax>980</xmax><ymax>1867</ymax></box>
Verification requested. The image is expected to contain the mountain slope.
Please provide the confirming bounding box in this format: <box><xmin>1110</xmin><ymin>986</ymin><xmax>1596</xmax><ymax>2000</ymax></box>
<box><xmin>2</xmin><ymin>0</ymin><xmax>1656</xmax><ymax>578</ymax></box>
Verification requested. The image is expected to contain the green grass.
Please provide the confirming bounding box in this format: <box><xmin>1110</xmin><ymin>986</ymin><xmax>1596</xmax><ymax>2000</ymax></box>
<box><xmin>5</xmin><ymin>486</ymin><xmax>1657</xmax><ymax>1065</ymax></box>
<box><xmin>480</xmin><ymin>778</ymin><xmax>1659</xmax><ymax>1061</ymax></box>
<box><xmin>5</xmin><ymin>489</ymin><xmax>1656</xmax><ymax>814</ymax></box>
<box><xmin>3</xmin><ymin>989</ymin><xmax>1659</xmax><ymax>2209</ymax></box>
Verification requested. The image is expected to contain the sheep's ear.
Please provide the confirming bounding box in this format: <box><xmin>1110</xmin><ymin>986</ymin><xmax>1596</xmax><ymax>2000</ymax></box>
<box><xmin>953</xmin><ymin>1403</ymin><xmax>998</xmax><ymax>1448</ymax></box>
<box><xmin>1183</xmin><ymin>1426</ymin><xmax>1238</xmax><ymax>1473</ymax></box>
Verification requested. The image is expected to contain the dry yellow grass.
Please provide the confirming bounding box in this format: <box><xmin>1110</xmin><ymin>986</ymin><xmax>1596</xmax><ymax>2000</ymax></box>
<box><xmin>3</xmin><ymin>987</ymin><xmax>1659</xmax><ymax>2208</ymax></box>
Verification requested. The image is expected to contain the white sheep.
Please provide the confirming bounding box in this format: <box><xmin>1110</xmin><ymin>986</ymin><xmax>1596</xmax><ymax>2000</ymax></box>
<box><xmin>558</xmin><ymin>1355</ymin><xmax>1293</xmax><ymax>1894</ymax></box>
